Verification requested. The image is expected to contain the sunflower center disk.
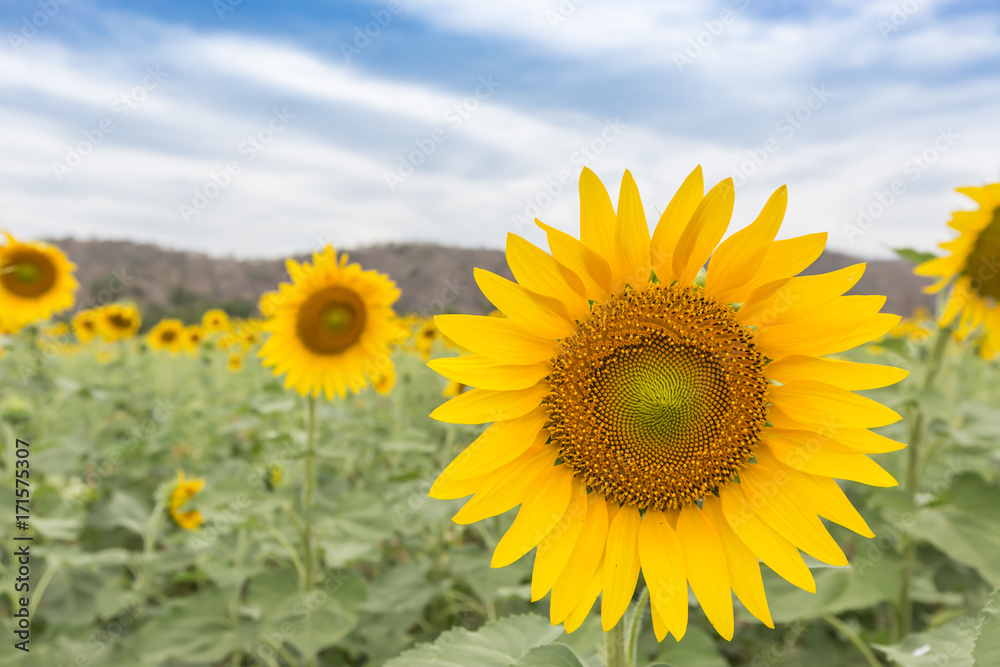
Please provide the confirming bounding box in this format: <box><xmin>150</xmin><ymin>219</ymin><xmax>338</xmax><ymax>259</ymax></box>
<box><xmin>297</xmin><ymin>286</ymin><xmax>367</xmax><ymax>354</ymax></box>
<box><xmin>547</xmin><ymin>284</ymin><xmax>769</xmax><ymax>510</ymax></box>
<box><xmin>965</xmin><ymin>206</ymin><xmax>1000</xmax><ymax>301</ymax></box>
<box><xmin>2</xmin><ymin>252</ymin><xmax>56</xmax><ymax>297</ymax></box>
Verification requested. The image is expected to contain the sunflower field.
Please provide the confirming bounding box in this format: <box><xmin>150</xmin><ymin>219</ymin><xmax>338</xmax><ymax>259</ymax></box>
<box><xmin>1</xmin><ymin>175</ymin><xmax>1000</xmax><ymax>667</ymax></box>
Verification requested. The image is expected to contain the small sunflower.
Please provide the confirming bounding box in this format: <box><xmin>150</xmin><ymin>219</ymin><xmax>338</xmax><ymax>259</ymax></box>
<box><xmin>169</xmin><ymin>471</ymin><xmax>205</xmax><ymax>531</ymax></box>
<box><xmin>72</xmin><ymin>309</ymin><xmax>99</xmax><ymax>342</ymax></box>
<box><xmin>42</xmin><ymin>322</ymin><xmax>69</xmax><ymax>338</ymax></box>
<box><xmin>148</xmin><ymin>319</ymin><xmax>185</xmax><ymax>353</ymax></box>
<box><xmin>182</xmin><ymin>325</ymin><xmax>205</xmax><ymax>354</ymax></box>
<box><xmin>97</xmin><ymin>303</ymin><xmax>141</xmax><ymax>342</ymax></box>
<box><xmin>427</xmin><ymin>167</ymin><xmax>907</xmax><ymax>641</ymax></box>
<box><xmin>413</xmin><ymin>319</ymin><xmax>438</xmax><ymax>359</ymax></box>
<box><xmin>0</xmin><ymin>233</ymin><xmax>78</xmax><ymax>327</ymax></box>
<box><xmin>443</xmin><ymin>378</ymin><xmax>467</xmax><ymax>398</ymax></box>
<box><xmin>226</xmin><ymin>352</ymin><xmax>244</xmax><ymax>373</ymax></box>
<box><xmin>370</xmin><ymin>363</ymin><xmax>396</xmax><ymax>395</ymax></box>
<box><xmin>258</xmin><ymin>246</ymin><xmax>401</xmax><ymax>399</ymax></box>
<box><xmin>915</xmin><ymin>182</ymin><xmax>1000</xmax><ymax>359</ymax></box>
<box><xmin>202</xmin><ymin>309</ymin><xmax>231</xmax><ymax>334</ymax></box>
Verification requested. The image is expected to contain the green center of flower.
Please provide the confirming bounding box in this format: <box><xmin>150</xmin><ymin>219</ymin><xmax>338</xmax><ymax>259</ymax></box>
<box><xmin>547</xmin><ymin>284</ymin><xmax>768</xmax><ymax>510</ymax></box>
<box><xmin>964</xmin><ymin>206</ymin><xmax>1000</xmax><ymax>302</ymax></box>
<box><xmin>1</xmin><ymin>251</ymin><xmax>56</xmax><ymax>298</ymax></box>
<box><xmin>322</xmin><ymin>304</ymin><xmax>354</xmax><ymax>332</ymax></box>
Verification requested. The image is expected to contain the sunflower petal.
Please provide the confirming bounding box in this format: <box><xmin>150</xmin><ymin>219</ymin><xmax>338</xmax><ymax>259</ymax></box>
<box><xmin>564</xmin><ymin>557</ymin><xmax>604</xmax><ymax>633</ymax></box>
<box><xmin>638</xmin><ymin>508</ymin><xmax>688</xmax><ymax>641</ymax></box>
<box><xmin>765</xmin><ymin>355</ymin><xmax>909</xmax><ymax>390</ymax></box>
<box><xmin>506</xmin><ymin>233</ymin><xmax>590</xmax><ymax>321</ymax></box>
<box><xmin>717</xmin><ymin>233</ymin><xmax>827</xmax><ymax>304</ymax></box>
<box><xmin>433</xmin><ymin>408</ymin><xmax>548</xmax><ymax>482</ymax></box>
<box><xmin>427</xmin><ymin>354</ymin><xmax>549</xmax><ymax>391</ymax></box>
<box><xmin>579</xmin><ymin>167</ymin><xmax>617</xmax><ymax>264</ymax></box>
<box><xmin>435</xmin><ymin>314</ymin><xmax>560</xmax><ymax>364</ymax></box>
<box><xmin>761</xmin><ymin>430</ymin><xmax>898</xmax><ymax>487</ymax></box>
<box><xmin>676</xmin><ymin>504</ymin><xmax>734</xmax><ymax>640</ymax></box>
<box><xmin>449</xmin><ymin>445</ymin><xmax>556</xmax><ymax>521</ymax></box>
<box><xmin>754</xmin><ymin>298</ymin><xmax>899</xmax><ymax>358</ymax></box>
<box><xmin>613</xmin><ymin>170</ymin><xmax>652</xmax><ymax>290</ymax></box>
<box><xmin>769</xmin><ymin>380</ymin><xmax>902</xmax><ymax>428</ymax></box>
<box><xmin>550</xmin><ymin>493</ymin><xmax>610</xmax><ymax>623</ymax></box>
<box><xmin>536</xmin><ymin>219</ymin><xmax>613</xmax><ymax>302</ymax></box>
<box><xmin>737</xmin><ymin>263</ymin><xmax>866</xmax><ymax>329</ymax></box>
<box><xmin>602</xmin><ymin>504</ymin><xmax>642</xmax><ymax>631</ymax></box>
<box><xmin>532</xmin><ymin>479</ymin><xmax>588</xmax><ymax>601</ymax></box>
<box><xmin>474</xmin><ymin>268</ymin><xmax>576</xmax><ymax>338</ymax></box>
<box><xmin>672</xmin><ymin>178</ymin><xmax>735</xmax><ymax>286</ymax></box>
<box><xmin>492</xmin><ymin>464</ymin><xmax>574</xmax><ymax>567</ymax></box>
<box><xmin>651</xmin><ymin>166</ymin><xmax>704</xmax><ymax>284</ymax></box>
<box><xmin>430</xmin><ymin>383</ymin><xmax>549</xmax><ymax>425</ymax></box>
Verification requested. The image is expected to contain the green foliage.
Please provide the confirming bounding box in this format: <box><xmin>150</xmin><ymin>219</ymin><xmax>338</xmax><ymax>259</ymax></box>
<box><xmin>893</xmin><ymin>248</ymin><xmax>937</xmax><ymax>266</ymax></box>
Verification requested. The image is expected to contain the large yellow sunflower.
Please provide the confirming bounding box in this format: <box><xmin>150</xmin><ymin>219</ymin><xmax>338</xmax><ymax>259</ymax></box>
<box><xmin>258</xmin><ymin>246</ymin><xmax>401</xmax><ymax>399</ymax></box>
<box><xmin>0</xmin><ymin>233</ymin><xmax>78</xmax><ymax>327</ymax></box>
<box><xmin>97</xmin><ymin>303</ymin><xmax>141</xmax><ymax>342</ymax></box>
<box><xmin>427</xmin><ymin>167</ymin><xmax>907</xmax><ymax>641</ymax></box>
<box><xmin>915</xmin><ymin>182</ymin><xmax>1000</xmax><ymax>359</ymax></box>
<box><xmin>148</xmin><ymin>319</ymin><xmax>185</xmax><ymax>353</ymax></box>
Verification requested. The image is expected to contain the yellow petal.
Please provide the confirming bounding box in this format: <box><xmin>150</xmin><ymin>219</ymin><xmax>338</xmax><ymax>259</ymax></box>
<box><xmin>715</xmin><ymin>232</ymin><xmax>827</xmax><ymax>305</ymax></box>
<box><xmin>579</xmin><ymin>167</ymin><xmax>617</xmax><ymax>265</ymax></box>
<box><xmin>492</xmin><ymin>464</ymin><xmax>574</xmax><ymax>567</ymax></box>
<box><xmin>474</xmin><ymin>268</ymin><xmax>576</xmax><ymax>339</ymax></box>
<box><xmin>739</xmin><ymin>466</ymin><xmax>848</xmax><ymax>566</ymax></box>
<box><xmin>827</xmin><ymin>427</ymin><xmax>906</xmax><ymax>454</ymax></box>
<box><xmin>702</xmin><ymin>495</ymin><xmax>773</xmax><ymax>628</ymax></box>
<box><xmin>532</xmin><ymin>478</ymin><xmax>588</xmax><ymax>601</ymax></box>
<box><xmin>506</xmin><ymin>233</ymin><xmax>590</xmax><ymax>321</ymax></box>
<box><xmin>638</xmin><ymin>508</ymin><xmax>688</xmax><ymax>641</ymax></box>
<box><xmin>613</xmin><ymin>170</ymin><xmax>652</xmax><ymax>290</ymax></box>
<box><xmin>672</xmin><ymin>178</ymin><xmax>735</xmax><ymax>286</ymax></box>
<box><xmin>550</xmin><ymin>493</ymin><xmax>609</xmax><ymax>624</ymax></box>
<box><xmin>433</xmin><ymin>408</ymin><xmax>548</xmax><ymax>482</ymax></box>
<box><xmin>705</xmin><ymin>185</ymin><xmax>786</xmax><ymax>300</ymax></box>
<box><xmin>601</xmin><ymin>503</ymin><xmax>642</xmax><ymax>630</ymax></box>
<box><xmin>769</xmin><ymin>380</ymin><xmax>902</xmax><ymax>428</ymax></box>
<box><xmin>676</xmin><ymin>504</ymin><xmax>734</xmax><ymax>640</ymax></box>
<box><xmin>753</xmin><ymin>449</ymin><xmax>874</xmax><ymax>538</ymax></box>
<box><xmin>564</xmin><ymin>557</ymin><xmax>604</xmax><ymax>633</ymax></box>
<box><xmin>435</xmin><ymin>314</ymin><xmax>560</xmax><ymax>364</ymax></box>
<box><xmin>651</xmin><ymin>165</ymin><xmax>704</xmax><ymax>284</ymax></box>
<box><xmin>427</xmin><ymin>354</ymin><xmax>550</xmax><ymax>391</ymax></box>
<box><xmin>719</xmin><ymin>482</ymin><xmax>815</xmax><ymax>593</ymax></box>
<box><xmin>536</xmin><ymin>219</ymin><xmax>613</xmax><ymax>302</ymax></box>
<box><xmin>765</xmin><ymin>355</ymin><xmax>909</xmax><ymax>390</ymax></box>
<box><xmin>447</xmin><ymin>445</ymin><xmax>555</xmax><ymax>520</ymax></box>
<box><xmin>737</xmin><ymin>263</ymin><xmax>866</xmax><ymax>329</ymax></box>
<box><xmin>761</xmin><ymin>429</ymin><xmax>898</xmax><ymax>487</ymax></box>
<box><xmin>430</xmin><ymin>383</ymin><xmax>549</xmax><ymax>425</ymax></box>
<box><xmin>754</xmin><ymin>298</ymin><xmax>899</xmax><ymax>359</ymax></box>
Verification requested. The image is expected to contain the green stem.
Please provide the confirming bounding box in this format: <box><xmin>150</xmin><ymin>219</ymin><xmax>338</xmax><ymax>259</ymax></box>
<box><xmin>28</xmin><ymin>557</ymin><xmax>60</xmax><ymax>616</ymax></box>
<box><xmin>824</xmin><ymin>614</ymin><xmax>882</xmax><ymax>667</ymax></box>
<box><xmin>605</xmin><ymin>620</ymin><xmax>627</xmax><ymax>667</ymax></box>
<box><xmin>301</xmin><ymin>395</ymin><xmax>318</xmax><ymax>591</ymax></box>
<box><xmin>624</xmin><ymin>587</ymin><xmax>650</xmax><ymax>667</ymax></box>
<box><xmin>898</xmin><ymin>324</ymin><xmax>951</xmax><ymax>639</ymax></box>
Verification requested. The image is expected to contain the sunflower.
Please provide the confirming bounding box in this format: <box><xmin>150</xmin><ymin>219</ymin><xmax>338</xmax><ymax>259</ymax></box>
<box><xmin>427</xmin><ymin>167</ymin><xmax>907</xmax><ymax>641</ymax></box>
<box><xmin>370</xmin><ymin>363</ymin><xmax>396</xmax><ymax>395</ymax></box>
<box><xmin>915</xmin><ymin>182</ymin><xmax>1000</xmax><ymax>359</ymax></box>
<box><xmin>0</xmin><ymin>233</ymin><xmax>78</xmax><ymax>327</ymax></box>
<box><xmin>148</xmin><ymin>319</ymin><xmax>185</xmax><ymax>353</ymax></box>
<box><xmin>169</xmin><ymin>471</ymin><xmax>205</xmax><ymax>531</ymax></box>
<box><xmin>42</xmin><ymin>322</ymin><xmax>69</xmax><ymax>338</ymax></box>
<box><xmin>443</xmin><ymin>378</ymin><xmax>467</xmax><ymax>398</ymax></box>
<box><xmin>226</xmin><ymin>352</ymin><xmax>244</xmax><ymax>373</ymax></box>
<box><xmin>72</xmin><ymin>309</ymin><xmax>99</xmax><ymax>343</ymax></box>
<box><xmin>202</xmin><ymin>309</ymin><xmax>230</xmax><ymax>334</ymax></box>
<box><xmin>413</xmin><ymin>319</ymin><xmax>438</xmax><ymax>359</ymax></box>
<box><xmin>97</xmin><ymin>303</ymin><xmax>141</xmax><ymax>342</ymax></box>
<box><xmin>182</xmin><ymin>325</ymin><xmax>205</xmax><ymax>354</ymax></box>
<box><xmin>258</xmin><ymin>245</ymin><xmax>401</xmax><ymax>399</ymax></box>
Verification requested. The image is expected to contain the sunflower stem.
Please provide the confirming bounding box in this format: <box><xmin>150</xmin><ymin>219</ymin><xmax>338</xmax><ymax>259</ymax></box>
<box><xmin>605</xmin><ymin>620</ymin><xmax>628</xmax><ymax>667</ymax></box>
<box><xmin>301</xmin><ymin>394</ymin><xmax>318</xmax><ymax>590</ymax></box>
<box><xmin>898</xmin><ymin>323</ymin><xmax>951</xmax><ymax>639</ymax></box>
<box><xmin>823</xmin><ymin>614</ymin><xmax>882</xmax><ymax>667</ymax></box>
<box><xmin>624</xmin><ymin>587</ymin><xmax>650</xmax><ymax>667</ymax></box>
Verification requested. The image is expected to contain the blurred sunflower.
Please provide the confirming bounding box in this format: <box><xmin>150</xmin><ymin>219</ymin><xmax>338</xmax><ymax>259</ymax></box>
<box><xmin>442</xmin><ymin>378</ymin><xmax>466</xmax><ymax>397</ymax></box>
<box><xmin>148</xmin><ymin>319</ymin><xmax>185</xmax><ymax>353</ymax></box>
<box><xmin>0</xmin><ymin>233</ymin><xmax>78</xmax><ymax>327</ymax></box>
<box><xmin>42</xmin><ymin>322</ymin><xmax>69</xmax><ymax>338</ymax></box>
<box><xmin>72</xmin><ymin>309</ymin><xmax>99</xmax><ymax>342</ymax></box>
<box><xmin>413</xmin><ymin>319</ymin><xmax>438</xmax><ymax>359</ymax></box>
<box><xmin>182</xmin><ymin>325</ymin><xmax>205</xmax><ymax>354</ymax></box>
<box><xmin>202</xmin><ymin>308</ymin><xmax>230</xmax><ymax>334</ymax></box>
<box><xmin>97</xmin><ymin>303</ymin><xmax>141</xmax><ymax>342</ymax></box>
<box><xmin>428</xmin><ymin>167</ymin><xmax>907</xmax><ymax>641</ymax></box>
<box><xmin>370</xmin><ymin>364</ymin><xmax>396</xmax><ymax>395</ymax></box>
<box><xmin>258</xmin><ymin>246</ymin><xmax>400</xmax><ymax>399</ymax></box>
<box><xmin>915</xmin><ymin>182</ymin><xmax>1000</xmax><ymax>359</ymax></box>
<box><xmin>226</xmin><ymin>352</ymin><xmax>244</xmax><ymax>372</ymax></box>
<box><xmin>169</xmin><ymin>471</ymin><xmax>205</xmax><ymax>531</ymax></box>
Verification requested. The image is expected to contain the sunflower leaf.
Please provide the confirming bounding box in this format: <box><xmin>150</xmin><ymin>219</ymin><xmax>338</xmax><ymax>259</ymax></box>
<box><xmin>892</xmin><ymin>247</ymin><xmax>937</xmax><ymax>265</ymax></box>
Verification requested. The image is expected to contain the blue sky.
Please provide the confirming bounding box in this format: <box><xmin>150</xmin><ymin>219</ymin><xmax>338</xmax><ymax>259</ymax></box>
<box><xmin>2</xmin><ymin>0</ymin><xmax>999</xmax><ymax>259</ymax></box>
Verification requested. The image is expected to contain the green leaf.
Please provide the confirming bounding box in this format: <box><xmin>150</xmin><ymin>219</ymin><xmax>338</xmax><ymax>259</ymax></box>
<box><xmin>893</xmin><ymin>248</ymin><xmax>937</xmax><ymax>265</ymax></box>
<box><xmin>285</xmin><ymin>602</ymin><xmax>357</xmax><ymax>659</ymax></box>
<box><xmin>653</xmin><ymin>625</ymin><xmax>728</xmax><ymax>667</ymax></box>
<box><xmin>87</xmin><ymin>490</ymin><xmax>150</xmax><ymax>536</ymax></box>
<box><xmin>762</xmin><ymin>560</ymin><xmax>896</xmax><ymax>624</ymax></box>
<box><xmin>383</xmin><ymin>614</ymin><xmax>565</xmax><ymax>667</ymax></box>
<box><xmin>512</xmin><ymin>644</ymin><xmax>584</xmax><ymax>667</ymax></box>
<box><xmin>873</xmin><ymin>617</ymin><xmax>976</xmax><ymax>666</ymax></box>
<box><xmin>973</xmin><ymin>588</ymin><xmax>1000</xmax><ymax>665</ymax></box>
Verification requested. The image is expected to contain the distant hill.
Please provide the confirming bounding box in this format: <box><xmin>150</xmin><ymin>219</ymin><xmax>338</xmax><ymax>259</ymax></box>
<box><xmin>48</xmin><ymin>238</ymin><xmax>933</xmax><ymax>327</ymax></box>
